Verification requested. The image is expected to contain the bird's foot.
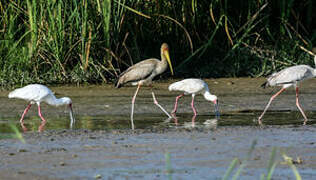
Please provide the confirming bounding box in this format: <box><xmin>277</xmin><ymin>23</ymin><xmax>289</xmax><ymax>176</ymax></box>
<box><xmin>257</xmin><ymin>118</ymin><xmax>263</xmax><ymax>126</ymax></box>
<box><xmin>303</xmin><ymin>120</ymin><xmax>307</xmax><ymax>126</ymax></box>
<box><xmin>20</xmin><ymin>124</ymin><xmax>28</xmax><ymax>133</ymax></box>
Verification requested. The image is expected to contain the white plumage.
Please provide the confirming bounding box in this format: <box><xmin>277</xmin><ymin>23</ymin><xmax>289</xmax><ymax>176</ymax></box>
<box><xmin>262</xmin><ymin>65</ymin><xmax>316</xmax><ymax>88</ymax></box>
<box><xmin>169</xmin><ymin>78</ymin><xmax>209</xmax><ymax>95</ymax></box>
<box><xmin>168</xmin><ymin>78</ymin><xmax>219</xmax><ymax>117</ymax></box>
<box><xmin>8</xmin><ymin>84</ymin><xmax>75</xmax><ymax>126</ymax></box>
<box><xmin>259</xmin><ymin>61</ymin><xmax>316</xmax><ymax>125</ymax></box>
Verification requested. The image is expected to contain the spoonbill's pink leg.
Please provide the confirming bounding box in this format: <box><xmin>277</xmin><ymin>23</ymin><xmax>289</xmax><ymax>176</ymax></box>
<box><xmin>20</xmin><ymin>104</ymin><xmax>32</xmax><ymax>123</ymax></box>
<box><xmin>171</xmin><ymin>94</ymin><xmax>184</xmax><ymax>114</ymax></box>
<box><xmin>191</xmin><ymin>115</ymin><xmax>196</xmax><ymax>127</ymax></box>
<box><xmin>37</xmin><ymin>104</ymin><xmax>47</xmax><ymax>122</ymax></box>
<box><xmin>191</xmin><ymin>95</ymin><xmax>197</xmax><ymax>116</ymax></box>
<box><xmin>258</xmin><ymin>88</ymin><xmax>285</xmax><ymax>124</ymax></box>
<box><xmin>38</xmin><ymin>120</ymin><xmax>47</xmax><ymax>132</ymax></box>
<box><xmin>171</xmin><ymin>114</ymin><xmax>178</xmax><ymax>125</ymax></box>
<box><xmin>295</xmin><ymin>87</ymin><xmax>308</xmax><ymax>125</ymax></box>
<box><xmin>130</xmin><ymin>84</ymin><xmax>141</xmax><ymax>130</ymax></box>
<box><xmin>20</xmin><ymin>121</ymin><xmax>28</xmax><ymax>132</ymax></box>
<box><xmin>152</xmin><ymin>92</ymin><xmax>172</xmax><ymax>118</ymax></box>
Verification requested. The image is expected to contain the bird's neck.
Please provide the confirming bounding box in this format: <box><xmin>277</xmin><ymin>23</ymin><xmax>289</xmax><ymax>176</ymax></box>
<box><xmin>203</xmin><ymin>90</ymin><xmax>211</xmax><ymax>99</ymax></box>
<box><xmin>155</xmin><ymin>51</ymin><xmax>168</xmax><ymax>74</ymax></box>
<box><xmin>203</xmin><ymin>90</ymin><xmax>217</xmax><ymax>102</ymax></box>
<box><xmin>160</xmin><ymin>51</ymin><xmax>167</xmax><ymax>65</ymax></box>
<box><xmin>46</xmin><ymin>96</ymin><xmax>67</xmax><ymax>107</ymax></box>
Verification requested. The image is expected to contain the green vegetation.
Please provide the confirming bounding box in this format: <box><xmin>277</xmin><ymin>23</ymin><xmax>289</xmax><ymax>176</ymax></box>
<box><xmin>1</xmin><ymin>0</ymin><xmax>315</xmax><ymax>87</ymax></box>
<box><xmin>165</xmin><ymin>152</ymin><xmax>173</xmax><ymax>180</ymax></box>
<box><xmin>0</xmin><ymin>123</ymin><xmax>25</xmax><ymax>143</ymax></box>
<box><xmin>163</xmin><ymin>140</ymin><xmax>302</xmax><ymax>179</ymax></box>
<box><xmin>222</xmin><ymin>140</ymin><xmax>302</xmax><ymax>180</ymax></box>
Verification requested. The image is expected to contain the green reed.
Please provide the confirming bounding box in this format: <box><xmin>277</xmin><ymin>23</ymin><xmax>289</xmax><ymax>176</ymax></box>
<box><xmin>0</xmin><ymin>123</ymin><xmax>25</xmax><ymax>143</ymax></box>
<box><xmin>222</xmin><ymin>141</ymin><xmax>302</xmax><ymax>180</ymax></box>
<box><xmin>0</xmin><ymin>1</ymin><xmax>314</xmax><ymax>87</ymax></box>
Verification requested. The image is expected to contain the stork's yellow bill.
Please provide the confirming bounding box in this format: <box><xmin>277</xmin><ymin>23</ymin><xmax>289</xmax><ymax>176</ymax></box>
<box><xmin>163</xmin><ymin>49</ymin><xmax>174</xmax><ymax>75</ymax></box>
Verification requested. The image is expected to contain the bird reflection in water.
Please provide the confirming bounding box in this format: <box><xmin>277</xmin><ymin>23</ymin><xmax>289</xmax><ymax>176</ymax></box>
<box><xmin>20</xmin><ymin>120</ymin><xmax>47</xmax><ymax>133</ymax></box>
<box><xmin>171</xmin><ymin>114</ymin><xmax>218</xmax><ymax>129</ymax></box>
<box><xmin>170</xmin><ymin>114</ymin><xmax>197</xmax><ymax>128</ymax></box>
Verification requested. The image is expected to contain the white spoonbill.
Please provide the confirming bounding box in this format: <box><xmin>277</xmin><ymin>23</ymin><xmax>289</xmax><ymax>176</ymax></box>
<box><xmin>115</xmin><ymin>43</ymin><xmax>174</xmax><ymax>130</ymax></box>
<box><xmin>168</xmin><ymin>78</ymin><xmax>220</xmax><ymax>118</ymax></box>
<box><xmin>8</xmin><ymin>84</ymin><xmax>75</xmax><ymax>126</ymax></box>
<box><xmin>258</xmin><ymin>56</ymin><xmax>316</xmax><ymax>125</ymax></box>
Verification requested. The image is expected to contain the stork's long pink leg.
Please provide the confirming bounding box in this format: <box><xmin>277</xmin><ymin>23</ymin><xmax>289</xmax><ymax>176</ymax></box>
<box><xmin>37</xmin><ymin>104</ymin><xmax>47</xmax><ymax>122</ymax></box>
<box><xmin>171</xmin><ymin>94</ymin><xmax>184</xmax><ymax>114</ymax></box>
<box><xmin>258</xmin><ymin>88</ymin><xmax>286</xmax><ymax>124</ymax></box>
<box><xmin>130</xmin><ymin>84</ymin><xmax>141</xmax><ymax>130</ymax></box>
<box><xmin>20</xmin><ymin>104</ymin><xmax>32</xmax><ymax>123</ymax></box>
<box><xmin>295</xmin><ymin>87</ymin><xmax>308</xmax><ymax>125</ymax></box>
<box><xmin>191</xmin><ymin>95</ymin><xmax>197</xmax><ymax>116</ymax></box>
<box><xmin>152</xmin><ymin>92</ymin><xmax>172</xmax><ymax>118</ymax></box>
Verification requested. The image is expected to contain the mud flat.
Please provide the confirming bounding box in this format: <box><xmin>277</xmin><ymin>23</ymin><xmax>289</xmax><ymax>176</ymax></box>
<box><xmin>1</xmin><ymin>78</ymin><xmax>316</xmax><ymax>179</ymax></box>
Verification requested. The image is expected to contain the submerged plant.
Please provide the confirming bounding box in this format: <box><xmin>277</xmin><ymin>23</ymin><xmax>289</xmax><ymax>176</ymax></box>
<box><xmin>0</xmin><ymin>123</ymin><xmax>25</xmax><ymax>143</ymax></box>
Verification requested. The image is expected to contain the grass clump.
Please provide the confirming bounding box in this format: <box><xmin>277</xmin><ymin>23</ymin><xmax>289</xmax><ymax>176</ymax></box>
<box><xmin>223</xmin><ymin>140</ymin><xmax>302</xmax><ymax>180</ymax></box>
<box><xmin>1</xmin><ymin>1</ymin><xmax>315</xmax><ymax>87</ymax></box>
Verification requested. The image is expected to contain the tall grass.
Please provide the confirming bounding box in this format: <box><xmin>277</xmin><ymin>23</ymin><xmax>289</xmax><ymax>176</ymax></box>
<box><xmin>223</xmin><ymin>141</ymin><xmax>302</xmax><ymax>180</ymax></box>
<box><xmin>0</xmin><ymin>0</ymin><xmax>315</xmax><ymax>87</ymax></box>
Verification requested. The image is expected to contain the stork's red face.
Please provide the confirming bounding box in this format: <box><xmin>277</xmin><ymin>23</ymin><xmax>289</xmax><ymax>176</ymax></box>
<box><xmin>162</xmin><ymin>47</ymin><xmax>169</xmax><ymax>52</ymax></box>
<box><xmin>161</xmin><ymin>43</ymin><xmax>169</xmax><ymax>53</ymax></box>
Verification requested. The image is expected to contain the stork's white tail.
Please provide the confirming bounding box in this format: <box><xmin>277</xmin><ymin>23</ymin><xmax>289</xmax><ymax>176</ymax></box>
<box><xmin>314</xmin><ymin>55</ymin><xmax>316</xmax><ymax>68</ymax></box>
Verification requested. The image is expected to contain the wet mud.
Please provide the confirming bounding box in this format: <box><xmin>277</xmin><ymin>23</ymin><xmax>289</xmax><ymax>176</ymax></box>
<box><xmin>1</xmin><ymin>78</ymin><xmax>316</xmax><ymax>179</ymax></box>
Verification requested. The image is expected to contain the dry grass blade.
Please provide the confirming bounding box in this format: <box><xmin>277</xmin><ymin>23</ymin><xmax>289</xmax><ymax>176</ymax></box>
<box><xmin>235</xmin><ymin>3</ymin><xmax>268</xmax><ymax>35</ymax></box>
<box><xmin>225</xmin><ymin>16</ymin><xmax>233</xmax><ymax>46</ymax></box>
<box><xmin>84</xmin><ymin>27</ymin><xmax>92</xmax><ymax>71</ymax></box>
<box><xmin>297</xmin><ymin>45</ymin><xmax>315</xmax><ymax>56</ymax></box>
<box><xmin>284</xmin><ymin>22</ymin><xmax>309</xmax><ymax>46</ymax></box>
<box><xmin>209</xmin><ymin>3</ymin><xmax>216</xmax><ymax>26</ymax></box>
<box><xmin>158</xmin><ymin>14</ymin><xmax>194</xmax><ymax>53</ymax></box>
<box><xmin>122</xmin><ymin>32</ymin><xmax>133</xmax><ymax>66</ymax></box>
<box><xmin>114</xmin><ymin>0</ymin><xmax>151</xmax><ymax>19</ymax></box>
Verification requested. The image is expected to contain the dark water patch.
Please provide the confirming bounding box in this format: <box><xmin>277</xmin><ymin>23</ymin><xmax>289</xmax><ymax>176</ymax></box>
<box><xmin>1</xmin><ymin>111</ymin><xmax>315</xmax><ymax>134</ymax></box>
<box><xmin>250</xmin><ymin>111</ymin><xmax>316</xmax><ymax>126</ymax></box>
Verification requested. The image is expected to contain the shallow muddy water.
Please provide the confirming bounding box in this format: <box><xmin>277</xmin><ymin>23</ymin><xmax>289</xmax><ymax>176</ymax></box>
<box><xmin>1</xmin><ymin>78</ymin><xmax>316</xmax><ymax>179</ymax></box>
